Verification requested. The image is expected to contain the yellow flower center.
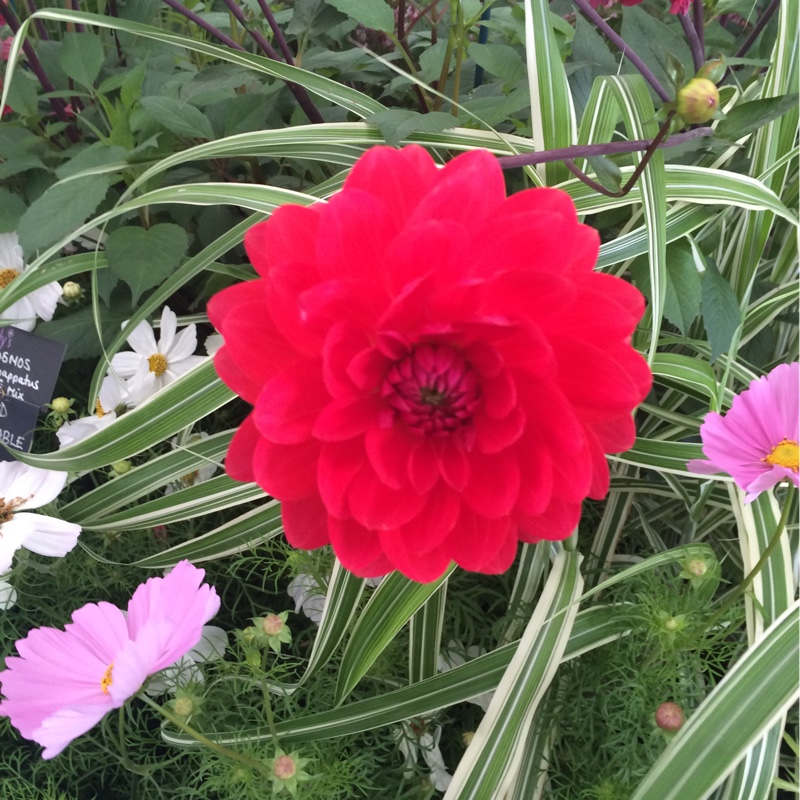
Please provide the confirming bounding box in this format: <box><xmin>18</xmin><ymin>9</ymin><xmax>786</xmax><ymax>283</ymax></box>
<box><xmin>0</xmin><ymin>495</ymin><xmax>31</xmax><ymax>526</ymax></box>
<box><xmin>147</xmin><ymin>354</ymin><xmax>168</xmax><ymax>377</ymax></box>
<box><xmin>182</xmin><ymin>470</ymin><xmax>199</xmax><ymax>486</ymax></box>
<box><xmin>100</xmin><ymin>663</ymin><xmax>114</xmax><ymax>694</ymax></box>
<box><xmin>95</xmin><ymin>398</ymin><xmax>106</xmax><ymax>418</ymax></box>
<box><xmin>0</xmin><ymin>268</ymin><xmax>19</xmax><ymax>289</ymax></box>
<box><xmin>762</xmin><ymin>438</ymin><xmax>799</xmax><ymax>473</ymax></box>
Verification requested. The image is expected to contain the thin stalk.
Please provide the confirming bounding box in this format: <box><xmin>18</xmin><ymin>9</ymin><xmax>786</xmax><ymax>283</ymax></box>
<box><xmin>705</xmin><ymin>489</ymin><xmax>796</xmax><ymax>633</ymax></box>
<box><xmin>386</xmin><ymin>33</ymin><xmax>432</xmax><ymax>111</ymax></box>
<box><xmin>679</xmin><ymin>11</ymin><xmax>704</xmax><ymax>74</ymax></box>
<box><xmin>26</xmin><ymin>0</ymin><xmax>50</xmax><ymax>41</ymax></box>
<box><xmin>256</xmin><ymin>0</ymin><xmax>296</xmax><ymax>65</ymax></box>
<box><xmin>735</xmin><ymin>0</ymin><xmax>780</xmax><ymax>58</ymax></box>
<box><xmin>450</xmin><ymin>0</ymin><xmax>464</xmax><ymax>116</ymax></box>
<box><xmin>259</xmin><ymin>649</ymin><xmax>282</xmax><ymax>746</ymax></box>
<box><xmin>692</xmin><ymin>0</ymin><xmax>704</xmax><ymax>57</ymax></box>
<box><xmin>433</xmin><ymin>16</ymin><xmax>457</xmax><ymax>112</ymax></box>
<box><xmin>138</xmin><ymin>693</ymin><xmax>273</xmax><ymax>775</ymax></box>
<box><xmin>571</xmin><ymin>0</ymin><xmax>672</xmax><ymax>103</ymax></box>
<box><xmin>496</xmin><ymin>122</ymin><xmax>711</xmax><ymax>169</ymax></box>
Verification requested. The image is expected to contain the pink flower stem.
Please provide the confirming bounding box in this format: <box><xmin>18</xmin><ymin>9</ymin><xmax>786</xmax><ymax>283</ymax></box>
<box><xmin>678</xmin><ymin>11</ymin><xmax>704</xmax><ymax>74</ymax></box>
<box><xmin>705</xmin><ymin>489</ymin><xmax>796</xmax><ymax>633</ymax></box>
<box><xmin>138</xmin><ymin>693</ymin><xmax>273</xmax><ymax>775</ymax></box>
<box><xmin>162</xmin><ymin>0</ymin><xmax>323</xmax><ymax>125</ymax></box>
<box><xmin>0</xmin><ymin>4</ymin><xmax>80</xmax><ymax>142</ymax></box>
<box><xmin>497</xmin><ymin>121</ymin><xmax>709</xmax><ymax>170</ymax></box>
<box><xmin>571</xmin><ymin>0</ymin><xmax>672</xmax><ymax>103</ymax></box>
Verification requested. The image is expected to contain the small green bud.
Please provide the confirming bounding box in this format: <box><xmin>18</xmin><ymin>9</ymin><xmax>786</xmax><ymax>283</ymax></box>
<box><xmin>662</xmin><ymin>616</ymin><xmax>681</xmax><ymax>632</ymax></box>
<box><xmin>676</xmin><ymin>78</ymin><xmax>720</xmax><ymax>124</ymax></box>
<box><xmin>686</xmin><ymin>559</ymin><xmax>707</xmax><ymax>577</ymax></box>
<box><xmin>655</xmin><ymin>701</ymin><xmax>685</xmax><ymax>733</ymax></box>
<box><xmin>261</xmin><ymin>614</ymin><xmax>285</xmax><ymax>637</ymax></box>
<box><xmin>50</xmin><ymin>396</ymin><xmax>73</xmax><ymax>414</ymax></box>
<box><xmin>172</xmin><ymin>696</ymin><xmax>195</xmax><ymax>717</ymax></box>
<box><xmin>245</xmin><ymin>649</ymin><xmax>262</xmax><ymax>668</ymax></box>
<box><xmin>62</xmin><ymin>281</ymin><xmax>83</xmax><ymax>300</ymax></box>
<box><xmin>273</xmin><ymin>754</ymin><xmax>296</xmax><ymax>780</ymax></box>
<box><xmin>110</xmin><ymin>459</ymin><xmax>132</xmax><ymax>476</ymax></box>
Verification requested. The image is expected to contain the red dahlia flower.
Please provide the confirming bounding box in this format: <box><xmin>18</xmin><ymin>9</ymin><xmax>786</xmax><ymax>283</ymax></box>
<box><xmin>209</xmin><ymin>146</ymin><xmax>651</xmax><ymax>582</ymax></box>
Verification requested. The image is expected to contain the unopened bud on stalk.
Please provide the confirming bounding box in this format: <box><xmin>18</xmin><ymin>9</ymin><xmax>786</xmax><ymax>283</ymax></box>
<box><xmin>676</xmin><ymin>78</ymin><xmax>720</xmax><ymax>124</ymax></box>
<box><xmin>655</xmin><ymin>701</ymin><xmax>685</xmax><ymax>732</ymax></box>
<box><xmin>50</xmin><ymin>397</ymin><xmax>72</xmax><ymax>414</ymax></box>
<box><xmin>62</xmin><ymin>281</ymin><xmax>82</xmax><ymax>299</ymax></box>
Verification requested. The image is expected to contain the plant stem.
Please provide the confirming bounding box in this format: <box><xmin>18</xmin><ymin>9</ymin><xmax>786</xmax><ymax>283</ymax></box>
<box><xmin>450</xmin><ymin>0</ymin><xmax>464</xmax><ymax>116</ymax></box>
<box><xmin>138</xmin><ymin>693</ymin><xmax>273</xmax><ymax>775</ymax></box>
<box><xmin>571</xmin><ymin>0</ymin><xmax>672</xmax><ymax>103</ymax></box>
<box><xmin>496</xmin><ymin>123</ymin><xmax>711</xmax><ymax>169</ymax></box>
<box><xmin>256</xmin><ymin>0</ymin><xmax>296</xmax><ymax>66</ymax></box>
<box><xmin>705</xmin><ymin>489</ymin><xmax>796</xmax><ymax>633</ymax></box>
<box><xmin>679</xmin><ymin>11</ymin><xmax>704</xmax><ymax>74</ymax></box>
<box><xmin>692</xmin><ymin>0</ymin><xmax>705</xmax><ymax>57</ymax></box>
<box><xmin>26</xmin><ymin>0</ymin><xmax>50</xmax><ymax>41</ymax></box>
<box><xmin>734</xmin><ymin>0</ymin><xmax>780</xmax><ymax>58</ymax></box>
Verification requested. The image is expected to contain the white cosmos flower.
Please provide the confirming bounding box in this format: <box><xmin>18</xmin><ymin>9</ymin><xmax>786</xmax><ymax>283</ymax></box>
<box><xmin>0</xmin><ymin>572</ymin><xmax>17</xmax><ymax>611</ymax></box>
<box><xmin>0</xmin><ymin>462</ymin><xmax>81</xmax><ymax>573</ymax></box>
<box><xmin>56</xmin><ymin>375</ymin><xmax>129</xmax><ymax>449</ymax></box>
<box><xmin>110</xmin><ymin>306</ymin><xmax>206</xmax><ymax>407</ymax></box>
<box><xmin>204</xmin><ymin>333</ymin><xmax>224</xmax><ymax>356</ymax></box>
<box><xmin>397</xmin><ymin>722</ymin><xmax>452</xmax><ymax>792</ymax></box>
<box><xmin>0</xmin><ymin>232</ymin><xmax>62</xmax><ymax>332</ymax></box>
<box><xmin>165</xmin><ymin>432</ymin><xmax>218</xmax><ymax>494</ymax></box>
<box><xmin>287</xmin><ymin>572</ymin><xmax>384</xmax><ymax>625</ymax></box>
<box><xmin>438</xmin><ymin>641</ymin><xmax>494</xmax><ymax>711</ymax></box>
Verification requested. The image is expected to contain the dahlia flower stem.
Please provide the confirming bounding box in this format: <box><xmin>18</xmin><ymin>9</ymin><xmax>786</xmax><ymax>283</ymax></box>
<box><xmin>256</xmin><ymin>0</ymin><xmax>296</xmax><ymax>66</ymax></box>
<box><xmin>562</xmin><ymin>111</ymin><xmax>676</xmax><ymax>198</ymax></box>
<box><xmin>570</xmin><ymin>0</ymin><xmax>672</xmax><ymax>103</ymax></box>
<box><xmin>450</xmin><ymin>0</ymin><xmax>465</xmax><ymax>116</ymax></box>
<box><xmin>679</xmin><ymin>11</ymin><xmax>704</xmax><ymax>74</ymax></box>
<box><xmin>734</xmin><ymin>0</ymin><xmax>780</xmax><ymax>58</ymax></box>
<box><xmin>705</xmin><ymin>488</ymin><xmax>796</xmax><ymax>633</ymax></box>
<box><xmin>386</xmin><ymin>32</ymin><xmax>432</xmax><ymax>111</ymax></box>
<box><xmin>692</xmin><ymin>0</ymin><xmax>705</xmax><ymax>57</ymax></box>
<box><xmin>139</xmin><ymin>693</ymin><xmax>272</xmax><ymax>775</ymax></box>
<box><xmin>496</xmin><ymin>124</ymin><xmax>711</xmax><ymax>169</ymax></box>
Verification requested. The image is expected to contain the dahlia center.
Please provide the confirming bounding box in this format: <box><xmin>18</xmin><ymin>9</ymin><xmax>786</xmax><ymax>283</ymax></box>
<box><xmin>100</xmin><ymin>663</ymin><xmax>114</xmax><ymax>694</ymax></box>
<box><xmin>0</xmin><ymin>268</ymin><xmax>19</xmax><ymax>289</ymax></box>
<box><xmin>148</xmin><ymin>353</ymin><xmax>168</xmax><ymax>377</ymax></box>
<box><xmin>763</xmin><ymin>438</ymin><xmax>799</xmax><ymax>473</ymax></box>
<box><xmin>382</xmin><ymin>343</ymin><xmax>480</xmax><ymax>435</ymax></box>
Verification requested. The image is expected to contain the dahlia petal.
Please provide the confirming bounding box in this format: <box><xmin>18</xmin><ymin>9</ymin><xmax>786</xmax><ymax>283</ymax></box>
<box><xmin>354</xmin><ymin>551</ymin><xmax>394</xmax><ymax>579</ymax></box>
<box><xmin>265</xmin><ymin>260</ymin><xmax>325</xmax><ymax>357</ymax></box>
<box><xmin>481</xmin><ymin>367</ymin><xmax>517</xmax><ymax>419</ymax></box>
<box><xmin>343</xmin><ymin>144</ymin><xmax>439</xmax><ymax>224</ymax></box>
<box><xmin>514</xmin><ymin>437</ymin><xmax>553</xmax><ymax>517</ymax></box>
<box><xmin>585</xmin><ymin>430</ymin><xmax>611</xmax><ymax>500</ymax></box>
<box><xmin>379</xmin><ymin>528</ymin><xmax>453</xmax><ymax>582</ymax></box>
<box><xmin>396</xmin><ymin>484</ymin><xmax>460</xmax><ymax>554</ymax></box>
<box><xmin>589</xmin><ymin>414</ymin><xmax>638</xmax><ymax>454</ymax></box>
<box><xmin>463</xmin><ymin>451</ymin><xmax>520</xmax><ymax>519</ymax></box>
<box><xmin>313</xmin><ymin>396</ymin><xmax>381</xmax><ymax>441</ymax></box>
<box><xmin>347</xmin><ymin>462</ymin><xmax>426</xmax><ymax>530</ymax></box>
<box><xmin>322</xmin><ymin>321</ymin><xmax>371</xmax><ymax>397</ymax></box>
<box><xmin>318</xmin><ymin>440</ymin><xmax>365</xmax><ymax>517</ymax></box>
<box><xmin>439</xmin><ymin>441</ymin><xmax>470</xmax><ymax>491</ymax></box>
<box><xmin>213</xmin><ymin>346</ymin><xmax>263</xmax><ymax>405</ymax></box>
<box><xmin>328</xmin><ymin>516</ymin><xmax>385</xmax><ymax>573</ymax></box>
<box><xmin>551</xmin><ymin>440</ymin><xmax>593</xmax><ymax>503</ymax></box>
<box><xmin>225</xmin><ymin>415</ymin><xmax>260</xmax><ymax>483</ymax></box>
<box><xmin>446</xmin><ymin>507</ymin><xmax>515</xmax><ymax>572</ymax></box>
<box><xmin>254</xmin><ymin>361</ymin><xmax>328</xmax><ymax>445</ymax></box>
<box><xmin>244</xmin><ymin>205</ymin><xmax>321</xmax><ymax>277</ymax></box>
<box><xmin>281</xmin><ymin>496</ymin><xmax>331</xmax><ymax>549</ymax></box>
<box><xmin>474</xmin><ymin>406</ymin><xmax>525</xmax><ymax>454</ymax></box>
<box><xmin>252</xmin><ymin>437</ymin><xmax>320</xmax><ymax>500</ymax></box>
<box><xmin>365</xmin><ymin>425</ymin><xmax>417</xmax><ymax>491</ymax></box>
<box><xmin>407</xmin><ymin>439</ymin><xmax>442</xmax><ymax>494</ymax></box>
<box><xmin>516</xmin><ymin>499</ymin><xmax>582</xmax><ymax>542</ymax></box>
<box><xmin>482</xmin><ymin>269</ymin><xmax>576</xmax><ymax>326</ymax></box>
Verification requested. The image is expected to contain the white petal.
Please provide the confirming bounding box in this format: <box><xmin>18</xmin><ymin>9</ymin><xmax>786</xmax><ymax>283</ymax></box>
<box><xmin>17</xmin><ymin>513</ymin><xmax>81</xmax><ymax>558</ymax></box>
<box><xmin>0</xmin><ymin>233</ymin><xmax>24</xmax><ymax>271</ymax></box>
<box><xmin>157</xmin><ymin>306</ymin><xmax>177</xmax><ymax>353</ymax></box>
<box><xmin>8</xmin><ymin>465</ymin><xmax>69</xmax><ymax>510</ymax></box>
<box><xmin>110</xmin><ymin>351</ymin><xmax>146</xmax><ymax>379</ymax></box>
<box><xmin>0</xmin><ymin>515</ymin><xmax>35</xmax><ymax>572</ymax></box>
<box><xmin>125</xmin><ymin>319</ymin><xmax>158</xmax><ymax>357</ymax></box>
<box><xmin>99</xmin><ymin>375</ymin><xmax>128</xmax><ymax>411</ymax></box>
<box><xmin>56</xmin><ymin>413</ymin><xmax>116</xmax><ymax>448</ymax></box>
<box><xmin>204</xmin><ymin>333</ymin><xmax>223</xmax><ymax>356</ymax></box>
<box><xmin>1</xmin><ymin>297</ymin><xmax>36</xmax><ymax>331</ymax></box>
<box><xmin>0</xmin><ymin>577</ymin><xmax>17</xmax><ymax>610</ymax></box>
<box><xmin>189</xmin><ymin>626</ymin><xmax>228</xmax><ymax>662</ymax></box>
<box><xmin>166</xmin><ymin>324</ymin><xmax>198</xmax><ymax>361</ymax></box>
<box><xmin>125</xmin><ymin>367</ymin><xmax>157</xmax><ymax>407</ymax></box>
<box><xmin>164</xmin><ymin>355</ymin><xmax>206</xmax><ymax>380</ymax></box>
<box><xmin>26</xmin><ymin>282</ymin><xmax>62</xmax><ymax>321</ymax></box>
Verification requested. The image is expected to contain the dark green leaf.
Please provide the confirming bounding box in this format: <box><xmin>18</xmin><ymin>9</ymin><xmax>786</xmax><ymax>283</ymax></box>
<box><xmin>715</xmin><ymin>95</ymin><xmax>800</xmax><ymax>142</ymax></box>
<box><xmin>120</xmin><ymin>60</ymin><xmax>147</xmax><ymax>110</ymax></box>
<box><xmin>663</xmin><ymin>241</ymin><xmax>702</xmax><ymax>335</ymax></box>
<box><xmin>586</xmin><ymin>156</ymin><xmax>622</xmax><ymax>192</ymax></box>
<box><xmin>3</xmin><ymin>73</ymin><xmax>40</xmax><ymax>117</ymax></box>
<box><xmin>36</xmin><ymin>305</ymin><xmax>129</xmax><ymax>360</ymax></box>
<box><xmin>58</xmin><ymin>32</ymin><xmax>105</xmax><ymax>89</ymax></box>
<box><xmin>701</xmin><ymin>259</ymin><xmax>741</xmax><ymax>363</ymax></box>
<box><xmin>568</xmin><ymin>16</ymin><xmax>616</xmax><ymax>117</ymax></box>
<box><xmin>0</xmin><ymin>190</ymin><xmax>26</xmax><ymax>234</ymax></box>
<box><xmin>55</xmin><ymin>142</ymin><xmax>128</xmax><ymax>180</ymax></box>
<box><xmin>17</xmin><ymin>175</ymin><xmax>110</xmax><ymax>255</ymax></box>
<box><xmin>139</xmin><ymin>96</ymin><xmax>215</xmax><ymax>140</ymax></box>
<box><xmin>326</xmin><ymin>0</ymin><xmax>394</xmax><ymax>32</ymax></box>
<box><xmin>370</xmin><ymin>110</ymin><xmax>458</xmax><ymax>148</ymax></box>
<box><xmin>470</xmin><ymin>43</ymin><xmax>524</xmax><ymax>90</ymax></box>
<box><xmin>106</xmin><ymin>224</ymin><xmax>189</xmax><ymax>305</ymax></box>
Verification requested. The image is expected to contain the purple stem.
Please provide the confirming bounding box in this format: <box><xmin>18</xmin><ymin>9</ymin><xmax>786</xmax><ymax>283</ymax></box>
<box><xmin>26</xmin><ymin>0</ymin><xmax>50</xmax><ymax>41</ymax></box>
<box><xmin>70</xmin><ymin>0</ymin><xmax>85</xmax><ymax>34</ymax></box>
<box><xmin>221</xmin><ymin>0</ymin><xmax>281</xmax><ymax>60</ymax></box>
<box><xmin>693</xmin><ymin>0</ymin><xmax>704</xmax><ymax>57</ymax></box>
<box><xmin>162</xmin><ymin>0</ymin><xmax>323</xmax><ymax>124</ymax></box>
<box><xmin>256</xmin><ymin>0</ymin><xmax>296</xmax><ymax>66</ymax></box>
<box><xmin>496</xmin><ymin>125</ymin><xmax>713</xmax><ymax>169</ymax></box>
<box><xmin>679</xmin><ymin>12</ymin><xmax>704</xmax><ymax>74</ymax></box>
<box><xmin>735</xmin><ymin>0</ymin><xmax>780</xmax><ymax>58</ymax></box>
<box><xmin>571</xmin><ymin>0</ymin><xmax>672</xmax><ymax>103</ymax></box>
<box><xmin>0</xmin><ymin>4</ymin><xmax>80</xmax><ymax>141</ymax></box>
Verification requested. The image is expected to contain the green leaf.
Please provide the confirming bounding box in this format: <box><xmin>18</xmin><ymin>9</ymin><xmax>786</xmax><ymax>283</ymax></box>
<box><xmin>369</xmin><ymin>110</ymin><xmax>459</xmax><ymax>148</ymax></box>
<box><xmin>120</xmin><ymin>59</ymin><xmax>147</xmax><ymax>110</ymax></box>
<box><xmin>35</xmin><ymin>304</ymin><xmax>128</xmax><ymax>361</ymax></box>
<box><xmin>0</xmin><ymin>189</ymin><xmax>26</xmax><ymax>234</ymax></box>
<box><xmin>55</xmin><ymin>142</ymin><xmax>128</xmax><ymax>179</ymax></box>
<box><xmin>140</xmin><ymin>96</ymin><xmax>215</xmax><ymax>140</ymax></box>
<box><xmin>568</xmin><ymin>16</ymin><xmax>616</xmax><ymax>117</ymax></box>
<box><xmin>3</xmin><ymin>72</ymin><xmax>40</xmax><ymax>117</ymax></box>
<box><xmin>701</xmin><ymin>259</ymin><xmax>742</xmax><ymax>363</ymax></box>
<box><xmin>325</xmin><ymin>0</ymin><xmax>394</xmax><ymax>32</ymax></box>
<box><xmin>17</xmin><ymin>174</ymin><xmax>110</xmax><ymax>256</ymax></box>
<box><xmin>716</xmin><ymin>94</ymin><xmax>800</xmax><ymax>142</ymax></box>
<box><xmin>58</xmin><ymin>32</ymin><xmax>105</xmax><ymax>88</ymax></box>
<box><xmin>470</xmin><ymin>43</ymin><xmax>525</xmax><ymax>90</ymax></box>
<box><xmin>106</xmin><ymin>224</ymin><xmax>189</xmax><ymax>304</ymax></box>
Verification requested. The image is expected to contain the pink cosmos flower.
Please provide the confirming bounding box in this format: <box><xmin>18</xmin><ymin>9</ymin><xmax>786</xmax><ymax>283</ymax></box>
<box><xmin>209</xmin><ymin>145</ymin><xmax>651</xmax><ymax>582</ymax></box>
<box><xmin>0</xmin><ymin>561</ymin><xmax>220</xmax><ymax>759</ymax></box>
<box><xmin>688</xmin><ymin>363</ymin><xmax>799</xmax><ymax>502</ymax></box>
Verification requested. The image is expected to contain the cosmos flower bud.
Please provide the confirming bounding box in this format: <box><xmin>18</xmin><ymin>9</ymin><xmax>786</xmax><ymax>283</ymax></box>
<box><xmin>686</xmin><ymin>559</ymin><xmax>707</xmax><ymax>577</ymax></box>
<box><xmin>62</xmin><ymin>281</ymin><xmax>82</xmax><ymax>300</ymax></box>
<box><xmin>50</xmin><ymin>397</ymin><xmax>73</xmax><ymax>415</ymax></box>
<box><xmin>655</xmin><ymin>701</ymin><xmax>685</xmax><ymax>732</ymax></box>
<box><xmin>172</xmin><ymin>696</ymin><xmax>195</xmax><ymax>718</ymax></box>
<box><xmin>676</xmin><ymin>78</ymin><xmax>720</xmax><ymax>124</ymax></box>
<box><xmin>111</xmin><ymin>460</ymin><xmax>132</xmax><ymax>476</ymax></box>
<box><xmin>261</xmin><ymin>614</ymin><xmax>285</xmax><ymax>637</ymax></box>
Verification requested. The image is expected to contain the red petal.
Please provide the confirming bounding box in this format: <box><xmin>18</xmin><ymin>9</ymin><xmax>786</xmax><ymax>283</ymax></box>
<box><xmin>481</xmin><ymin>367</ymin><xmax>517</xmax><ymax>419</ymax></box>
<box><xmin>347</xmin><ymin>462</ymin><xmax>426</xmax><ymax>530</ymax></box>
<box><xmin>313</xmin><ymin>396</ymin><xmax>382</xmax><ymax>441</ymax></box>
<box><xmin>474</xmin><ymin>406</ymin><xmax>525</xmax><ymax>454</ymax></box>
<box><xmin>253</xmin><ymin>360</ymin><xmax>328</xmax><ymax>445</ymax></box>
<box><xmin>514</xmin><ymin>436</ymin><xmax>553</xmax><ymax>516</ymax></box>
<box><xmin>408</xmin><ymin>438</ymin><xmax>441</xmax><ymax>494</ymax></box>
<box><xmin>214</xmin><ymin>347</ymin><xmax>262</xmax><ymax>405</ymax></box>
<box><xmin>318</xmin><ymin>440</ymin><xmax>365</xmax><ymax>517</ymax></box>
<box><xmin>515</xmin><ymin>499</ymin><xmax>582</xmax><ymax>542</ymax></box>
<box><xmin>463</xmin><ymin>451</ymin><xmax>520</xmax><ymax>518</ymax></box>
<box><xmin>281</xmin><ymin>495</ymin><xmax>330</xmax><ymax>549</ymax></box>
<box><xmin>245</xmin><ymin>205</ymin><xmax>321</xmax><ymax>278</ymax></box>
<box><xmin>585</xmin><ymin>429</ymin><xmax>611</xmax><ymax>500</ymax></box>
<box><xmin>322</xmin><ymin>322</ymin><xmax>370</xmax><ymax>398</ymax></box>
<box><xmin>590</xmin><ymin>414</ymin><xmax>637</xmax><ymax>453</ymax></box>
<box><xmin>397</xmin><ymin>484</ymin><xmax>460</xmax><ymax>554</ymax></box>
<box><xmin>446</xmin><ymin>506</ymin><xmax>515</xmax><ymax>572</ymax></box>
<box><xmin>225</xmin><ymin>414</ymin><xmax>259</xmax><ymax>483</ymax></box>
<box><xmin>439</xmin><ymin>440</ymin><xmax>470</xmax><ymax>491</ymax></box>
<box><xmin>251</xmin><ymin>437</ymin><xmax>320</xmax><ymax>500</ymax></box>
<box><xmin>328</xmin><ymin>516</ymin><xmax>385</xmax><ymax>573</ymax></box>
<box><xmin>365</xmin><ymin>425</ymin><xmax>417</xmax><ymax>490</ymax></box>
<box><xmin>379</xmin><ymin>528</ymin><xmax>453</xmax><ymax>582</ymax></box>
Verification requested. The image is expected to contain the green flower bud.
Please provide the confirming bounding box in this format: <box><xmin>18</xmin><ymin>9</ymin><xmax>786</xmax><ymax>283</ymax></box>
<box><xmin>676</xmin><ymin>78</ymin><xmax>720</xmax><ymax>124</ymax></box>
<box><xmin>172</xmin><ymin>696</ymin><xmax>195</xmax><ymax>717</ymax></box>
<box><xmin>110</xmin><ymin>459</ymin><xmax>132</xmax><ymax>476</ymax></box>
<box><xmin>50</xmin><ymin>397</ymin><xmax>73</xmax><ymax>414</ymax></box>
<box><xmin>62</xmin><ymin>281</ymin><xmax>83</xmax><ymax>299</ymax></box>
<box><xmin>261</xmin><ymin>614</ymin><xmax>285</xmax><ymax>637</ymax></box>
<box><xmin>686</xmin><ymin>559</ymin><xmax>707</xmax><ymax>577</ymax></box>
